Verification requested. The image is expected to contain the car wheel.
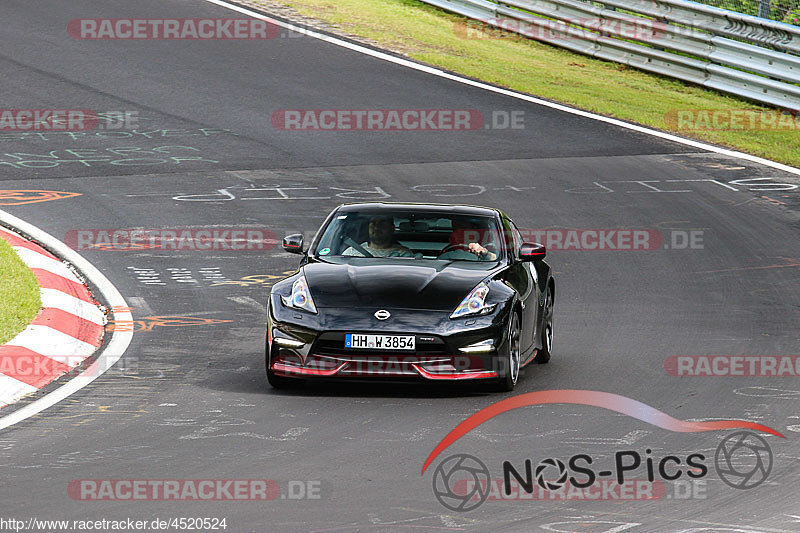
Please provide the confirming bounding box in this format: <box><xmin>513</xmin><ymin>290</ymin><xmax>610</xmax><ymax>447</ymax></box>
<box><xmin>494</xmin><ymin>311</ymin><xmax>521</xmax><ymax>392</ymax></box>
<box><xmin>534</xmin><ymin>285</ymin><xmax>554</xmax><ymax>364</ymax></box>
<box><xmin>266</xmin><ymin>366</ymin><xmax>297</xmax><ymax>389</ymax></box>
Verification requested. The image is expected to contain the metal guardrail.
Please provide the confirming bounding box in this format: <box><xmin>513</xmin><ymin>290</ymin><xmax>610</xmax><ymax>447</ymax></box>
<box><xmin>603</xmin><ymin>0</ymin><xmax>800</xmax><ymax>52</ymax></box>
<box><xmin>420</xmin><ymin>0</ymin><xmax>800</xmax><ymax>109</ymax></box>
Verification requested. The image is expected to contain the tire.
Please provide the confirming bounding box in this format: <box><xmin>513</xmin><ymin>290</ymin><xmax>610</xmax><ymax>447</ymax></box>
<box><xmin>266</xmin><ymin>366</ymin><xmax>297</xmax><ymax>389</ymax></box>
<box><xmin>534</xmin><ymin>285</ymin><xmax>554</xmax><ymax>364</ymax></box>
<box><xmin>493</xmin><ymin>311</ymin><xmax>521</xmax><ymax>392</ymax></box>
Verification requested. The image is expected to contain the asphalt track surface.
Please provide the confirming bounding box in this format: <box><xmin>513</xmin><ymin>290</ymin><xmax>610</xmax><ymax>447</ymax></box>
<box><xmin>2</xmin><ymin>1</ymin><xmax>800</xmax><ymax>532</ymax></box>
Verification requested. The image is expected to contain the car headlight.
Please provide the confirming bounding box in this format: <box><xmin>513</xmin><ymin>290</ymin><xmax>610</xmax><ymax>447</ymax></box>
<box><xmin>282</xmin><ymin>276</ymin><xmax>317</xmax><ymax>314</ymax></box>
<box><xmin>450</xmin><ymin>281</ymin><xmax>495</xmax><ymax>319</ymax></box>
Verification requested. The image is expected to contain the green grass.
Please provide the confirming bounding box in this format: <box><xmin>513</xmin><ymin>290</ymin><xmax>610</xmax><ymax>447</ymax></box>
<box><xmin>0</xmin><ymin>237</ymin><xmax>41</xmax><ymax>345</ymax></box>
<box><xmin>257</xmin><ymin>0</ymin><xmax>800</xmax><ymax>167</ymax></box>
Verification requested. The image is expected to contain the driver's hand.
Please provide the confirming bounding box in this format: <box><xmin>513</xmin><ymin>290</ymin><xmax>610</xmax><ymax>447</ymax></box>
<box><xmin>468</xmin><ymin>242</ymin><xmax>488</xmax><ymax>255</ymax></box>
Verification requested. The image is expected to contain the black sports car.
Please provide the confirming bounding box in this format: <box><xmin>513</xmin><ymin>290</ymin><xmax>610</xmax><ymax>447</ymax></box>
<box><xmin>266</xmin><ymin>202</ymin><xmax>554</xmax><ymax>391</ymax></box>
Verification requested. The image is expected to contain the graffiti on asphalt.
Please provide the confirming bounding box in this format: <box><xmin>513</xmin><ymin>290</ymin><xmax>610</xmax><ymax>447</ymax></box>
<box><xmin>127</xmin><ymin>267</ymin><xmax>296</xmax><ymax>288</ymax></box>
<box><xmin>106</xmin><ymin>315</ymin><xmax>233</xmax><ymax>332</ymax></box>
<box><xmin>0</xmin><ymin>146</ymin><xmax>218</xmax><ymax>168</ymax></box>
<box><xmin>0</xmin><ymin>190</ymin><xmax>82</xmax><ymax>205</ymax></box>
<box><xmin>164</xmin><ymin>178</ymin><xmax>798</xmax><ymax>203</ymax></box>
<box><xmin>0</xmin><ymin>127</ymin><xmax>236</xmax><ymax>144</ymax></box>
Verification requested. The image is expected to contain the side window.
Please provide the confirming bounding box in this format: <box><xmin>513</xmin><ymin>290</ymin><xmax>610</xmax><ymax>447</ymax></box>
<box><xmin>510</xmin><ymin>221</ymin><xmax>523</xmax><ymax>249</ymax></box>
<box><xmin>500</xmin><ymin>216</ymin><xmax>520</xmax><ymax>258</ymax></box>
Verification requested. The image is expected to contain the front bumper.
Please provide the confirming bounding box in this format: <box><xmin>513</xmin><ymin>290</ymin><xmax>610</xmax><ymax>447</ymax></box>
<box><xmin>267</xmin><ymin>297</ymin><xmax>512</xmax><ymax>381</ymax></box>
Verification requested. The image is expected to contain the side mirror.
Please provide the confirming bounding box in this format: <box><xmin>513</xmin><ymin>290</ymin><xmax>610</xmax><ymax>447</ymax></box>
<box><xmin>282</xmin><ymin>233</ymin><xmax>304</xmax><ymax>254</ymax></box>
<box><xmin>519</xmin><ymin>242</ymin><xmax>546</xmax><ymax>261</ymax></box>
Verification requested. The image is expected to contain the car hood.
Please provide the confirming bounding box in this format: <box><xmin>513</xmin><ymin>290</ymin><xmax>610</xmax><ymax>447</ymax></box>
<box><xmin>302</xmin><ymin>259</ymin><xmax>498</xmax><ymax>311</ymax></box>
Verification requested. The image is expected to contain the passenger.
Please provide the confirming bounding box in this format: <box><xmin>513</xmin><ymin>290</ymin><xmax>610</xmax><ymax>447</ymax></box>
<box><xmin>342</xmin><ymin>215</ymin><xmax>414</xmax><ymax>257</ymax></box>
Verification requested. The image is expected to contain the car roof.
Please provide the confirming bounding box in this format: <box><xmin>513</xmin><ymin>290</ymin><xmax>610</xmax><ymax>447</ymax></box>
<box><xmin>336</xmin><ymin>202</ymin><xmax>503</xmax><ymax>218</ymax></box>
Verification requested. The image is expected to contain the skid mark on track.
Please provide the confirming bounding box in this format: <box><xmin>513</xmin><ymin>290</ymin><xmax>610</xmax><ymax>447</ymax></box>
<box><xmin>177</xmin><ymin>415</ymin><xmax>310</xmax><ymax>441</ymax></box>
<box><xmin>470</xmin><ymin>430</ymin><xmax>529</xmax><ymax>443</ymax></box>
<box><xmin>696</xmin><ymin>257</ymin><xmax>800</xmax><ymax>274</ymax></box>
<box><xmin>0</xmin><ymin>444</ymin><xmax>170</xmax><ymax>470</ymax></box>
<box><xmin>372</xmin><ymin>427</ymin><xmax>432</xmax><ymax>442</ymax></box>
<box><xmin>353</xmin><ymin>506</ymin><xmax>476</xmax><ymax>530</ymax></box>
<box><xmin>540</xmin><ymin>521</ymin><xmax>641</xmax><ymax>532</ymax></box>
<box><xmin>575</xmin><ymin>506</ymin><xmax>800</xmax><ymax>532</ymax></box>
<box><xmin>564</xmin><ymin>429</ymin><xmax>650</xmax><ymax>446</ymax></box>
<box><xmin>535</xmin><ymin>428</ymin><xmax>579</xmax><ymax>438</ymax></box>
<box><xmin>226</xmin><ymin>295</ymin><xmax>267</xmax><ymax>313</ymax></box>
<box><xmin>126</xmin><ymin>296</ymin><xmax>154</xmax><ymax>315</ymax></box>
<box><xmin>158</xmin><ymin>418</ymin><xmax>197</xmax><ymax>427</ymax></box>
<box><xmin>734</xmin><ymin>386</ymin><xmax>800</xmax><ymax>398</ymax></box>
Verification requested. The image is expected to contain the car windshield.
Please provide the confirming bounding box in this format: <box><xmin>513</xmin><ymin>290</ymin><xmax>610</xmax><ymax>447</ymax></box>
<box><xmin>311</xmin><ymin>210</ymin><xmax>505</xmax><ymax>262</ymax></box>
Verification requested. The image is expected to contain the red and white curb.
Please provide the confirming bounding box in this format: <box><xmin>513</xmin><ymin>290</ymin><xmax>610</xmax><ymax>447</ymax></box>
<box><xmin>0</xmin><ymin>210</ymin><xmax>132</xmax><ymax>430</ymax></box>
<box><xmin>0</xmin><ymin>227</ymin><xmax>105</xmax><ymax>408</ymax></box>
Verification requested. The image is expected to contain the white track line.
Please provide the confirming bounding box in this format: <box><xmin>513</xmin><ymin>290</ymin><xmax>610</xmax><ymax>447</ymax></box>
<box><xmin>201</xmin><ymin>0</ymin><xmax>800</xmax><ymax>176</ymax></box>
<box><xmin>0</xmin><ymin>210</ymin><xmax>133</xmax><ymax>432</ymax></box>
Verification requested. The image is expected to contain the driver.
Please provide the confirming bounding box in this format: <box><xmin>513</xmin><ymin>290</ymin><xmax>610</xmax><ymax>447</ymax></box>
<box><xmin>439</xmin><ymin>217</ymin><xmax>497</xmax><ymax>261</ymax></box>
<box><xmin>342</xmin><ymin>215</ymin><xmax>414</xmax><ymax>257</ymax></box>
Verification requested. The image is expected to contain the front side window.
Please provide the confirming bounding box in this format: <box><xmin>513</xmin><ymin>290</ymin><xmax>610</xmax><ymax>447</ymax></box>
<box><xmin>499</xmin><ymin>216</ymin><xmax>521</xmax><ymax>259</ymax></box>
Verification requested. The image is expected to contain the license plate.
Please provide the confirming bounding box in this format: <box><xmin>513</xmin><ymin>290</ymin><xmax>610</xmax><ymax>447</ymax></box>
<box><xmin>345</xmin><ymin>334</ymin><xmax>415</xmax><ymax>350</ymax></box>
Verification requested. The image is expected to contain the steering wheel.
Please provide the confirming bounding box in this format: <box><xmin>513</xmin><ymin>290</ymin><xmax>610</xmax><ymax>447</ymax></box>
<box><xmin>439</xmin><ymin>243</ymin><xmax>473</xmax><ymax>255</ymax></box>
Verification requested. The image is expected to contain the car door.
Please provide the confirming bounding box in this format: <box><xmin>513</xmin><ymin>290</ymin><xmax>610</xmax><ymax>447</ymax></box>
<box><xmin>501</xmin><ymin>215</ymin><xmax>537</xmax><ymax>353</ymax></box>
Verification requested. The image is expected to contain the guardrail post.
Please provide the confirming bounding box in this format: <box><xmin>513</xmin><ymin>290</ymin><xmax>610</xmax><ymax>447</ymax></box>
<box><xmin>758</xmin><ymin>0</ymin><xmax>771</xmax><ymax>19</ymax></box>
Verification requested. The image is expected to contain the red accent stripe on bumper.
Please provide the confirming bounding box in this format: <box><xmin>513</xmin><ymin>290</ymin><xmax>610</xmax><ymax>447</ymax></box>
<box><xmin>412</xmin><ymin>364</ymin><xmax>498</xmax><ymax>380</ymax></box>
<box><xmin>273</xmin><ymin>361</ymin><xmax>498</xmax><ymax>380</ymax></box>
<box><xmin>273</xmin><ymin>362</ymin><xmax>347</xmax><ymax>376</ymax></box>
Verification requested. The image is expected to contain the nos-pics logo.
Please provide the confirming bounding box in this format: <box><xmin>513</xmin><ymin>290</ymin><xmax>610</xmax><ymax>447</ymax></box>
<box><xmin>431</xmin><ymin>431</ymin><xmax>773</xmax><ymax>511</ymax></box>
<box><xmin>421</xmin><ymin>390</ymin><xmax>784</xmax><ymax>512</ymax></box>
